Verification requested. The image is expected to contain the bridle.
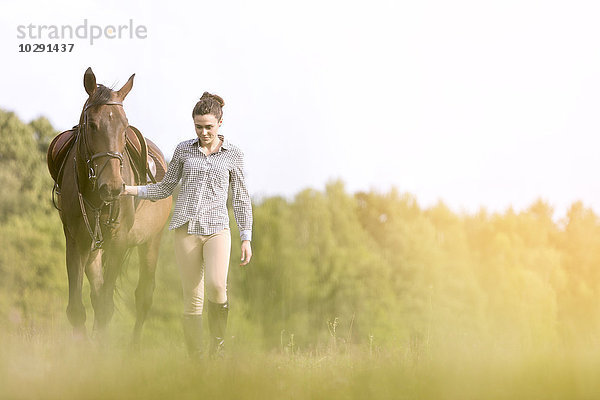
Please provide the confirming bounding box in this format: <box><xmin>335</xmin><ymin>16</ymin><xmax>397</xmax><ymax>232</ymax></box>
<box><xmin>80</xmin><ymin>100</ymin><xmax>126</xmax><ymax>191</ymax></box>
<box><xmin>74</xmin><ymin>99</ymin><xmax>129</xmax><ymax>250</ymax></box>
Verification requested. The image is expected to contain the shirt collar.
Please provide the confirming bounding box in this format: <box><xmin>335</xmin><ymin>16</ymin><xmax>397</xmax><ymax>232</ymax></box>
<box><xmin>193</xmin><ymin>134</ymin><xmax>229</xmax><ymax>151</ymax></box>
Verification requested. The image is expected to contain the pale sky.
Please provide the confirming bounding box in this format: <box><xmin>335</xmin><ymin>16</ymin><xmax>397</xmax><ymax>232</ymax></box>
<box><xmin>1</xmin><ymin>0</ymin><xmax>599</xmax><ymax>218</ymax></box>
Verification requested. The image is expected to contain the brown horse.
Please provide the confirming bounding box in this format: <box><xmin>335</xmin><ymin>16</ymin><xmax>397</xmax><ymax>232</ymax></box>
<box><xmin>47</xmin><ymin>68</ymin><xmax>172</xmax><ymax>344</ymax></box>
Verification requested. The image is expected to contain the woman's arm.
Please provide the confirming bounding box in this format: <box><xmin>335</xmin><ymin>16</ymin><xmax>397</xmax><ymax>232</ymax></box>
<box><xmin>124</xmin><ymin>143</ymin><xmax>184</xmax><ymax>201</ymax></box>
<box><xmin>230</xmin><ymin>151</ymin><xmax>253</xmax><ymax>241</ymax></box>
<box><xmin>230</xmin><ymin>151</ymin><xmax>253</xmax><ymax>265</ymax></box>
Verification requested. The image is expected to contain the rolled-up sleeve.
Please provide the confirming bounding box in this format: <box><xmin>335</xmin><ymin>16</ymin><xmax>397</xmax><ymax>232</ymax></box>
<box><xmin>230</xmin><ymin>151</ymin><xmax>253</xmax><ymax>241</ymax></box>
<box><xmin>141</xmin><ymin>144</ymin><xmax>183</xmax><ymax>201</ymax></box>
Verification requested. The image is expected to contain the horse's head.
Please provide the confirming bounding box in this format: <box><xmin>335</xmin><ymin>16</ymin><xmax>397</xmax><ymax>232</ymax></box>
<box><xmin>80</xmin><ymin>67</ymin><xmax>134</xmax><ymax>202</ymax></box>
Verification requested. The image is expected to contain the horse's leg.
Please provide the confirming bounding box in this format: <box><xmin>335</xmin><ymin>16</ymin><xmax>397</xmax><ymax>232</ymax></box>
<box><xmin>132</xmin><ymin>232</ymin><xmax>163</xmax><ymax>346</ymax></box>
<box><xmin>84</xmin><ymin>249</ymin><xmax>104</xmax><ymax>337</ymax></box>
<box><xmin>95</xmin><ymin>245</ymin><xmax>128</xmax><ymax>338</ymax></box>
<box><xmin>65</xmin><ymin>233</ymin><xmax>87</xmax><ymax>339</ymax></box>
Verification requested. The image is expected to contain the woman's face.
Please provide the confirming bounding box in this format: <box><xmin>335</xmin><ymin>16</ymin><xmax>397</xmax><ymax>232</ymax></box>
<box><xmin>194</xmin><ymin>113</ymin><xmax>222</xmax><ymax>147</ymax></box>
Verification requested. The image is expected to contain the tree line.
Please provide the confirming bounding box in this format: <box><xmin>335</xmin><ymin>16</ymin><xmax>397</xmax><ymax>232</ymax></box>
<box><xmin>1</xmin><ymin>108</ymin><xmax>599</xmax><ymax>352</ymax></box>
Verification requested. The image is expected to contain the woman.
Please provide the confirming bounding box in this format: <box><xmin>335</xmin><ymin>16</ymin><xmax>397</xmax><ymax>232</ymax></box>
<box><xmin>123</xmin><ymin>92</ymin><xmax>253</xmax><ymax>358</ymax></box>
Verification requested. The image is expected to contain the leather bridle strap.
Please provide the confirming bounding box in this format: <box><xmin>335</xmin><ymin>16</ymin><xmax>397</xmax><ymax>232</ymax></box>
<box><xmin>89</xmin><ymin>151</ymin><xmax>124</xmax><ymax>189</ymax></box>
<box><xmin>84</xmin><ymin>100</ymin><xmax>123</xmax><ymax>111</ymax></box>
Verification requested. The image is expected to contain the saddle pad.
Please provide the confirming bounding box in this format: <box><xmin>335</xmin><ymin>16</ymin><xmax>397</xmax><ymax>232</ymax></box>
<box><xmin>146</xmin><ymin>138</ymin><xmax>167</xmax><ymax>181</ymax></box>
<box><xmin>47</xmin><ymin>128</ymin><xmax>76</xmax><ymax>183</ymax></box>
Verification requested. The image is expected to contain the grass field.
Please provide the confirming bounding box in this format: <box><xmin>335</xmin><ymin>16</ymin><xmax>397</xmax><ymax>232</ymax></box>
<box><xmin>2</xmin><ymin>326</ymin><xmax>599</xmax><ymax>400</ymax></box>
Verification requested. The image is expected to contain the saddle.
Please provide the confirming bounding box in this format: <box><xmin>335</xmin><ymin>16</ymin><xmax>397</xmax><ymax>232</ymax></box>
<box><xmin>47</xmin><ymin>125</ymin><xmax>167</xmax><ymax>188</ymax></box>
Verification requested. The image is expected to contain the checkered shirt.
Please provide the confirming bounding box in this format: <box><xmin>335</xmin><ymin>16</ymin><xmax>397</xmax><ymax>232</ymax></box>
<box><xmin>137</xmin><ymin>135</ymin><xmax>253</xmax><ymax>241</ymax></box>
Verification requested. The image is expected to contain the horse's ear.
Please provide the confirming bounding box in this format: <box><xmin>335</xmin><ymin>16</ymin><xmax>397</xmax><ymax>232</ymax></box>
<box><xmin>117</xmin><ymin>73</ymin><xmax>135</xmax><ymax>100</ymax></box>
<box><xmin>84</xmin><ymin>67</ymin><xmax>96</xmax><ymax>96</ymax></box>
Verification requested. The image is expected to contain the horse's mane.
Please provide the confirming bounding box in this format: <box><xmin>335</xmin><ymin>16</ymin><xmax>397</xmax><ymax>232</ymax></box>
<box><xmin>87</xmin><ymin>84</ymin><xmax>114</xmax><ymax>109</ymax></box>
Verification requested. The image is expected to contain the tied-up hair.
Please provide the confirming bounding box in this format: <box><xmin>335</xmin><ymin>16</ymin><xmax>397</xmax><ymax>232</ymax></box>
<box><xmin>192</xmin><ymin>92</ymin><xmax>225</xmax><ymax>120</ymax></box>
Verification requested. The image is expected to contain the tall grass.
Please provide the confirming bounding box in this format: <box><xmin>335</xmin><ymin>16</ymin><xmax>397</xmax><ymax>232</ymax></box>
<box><xmin>2</xmin><ymin>324</ymin><xmax>600</xmax><ymax>400</ymax></box>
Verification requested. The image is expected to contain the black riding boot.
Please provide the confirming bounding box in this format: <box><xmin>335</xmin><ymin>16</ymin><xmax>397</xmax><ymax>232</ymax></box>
<box><xmin>207</xmin><ymin>300</ymin><xmax>228</xmax><ymax>358</ymax></box>
<box><xmin>182</xmin><ymin>314</ymin><xmax>203</xmax><ymax>360</ymax></box>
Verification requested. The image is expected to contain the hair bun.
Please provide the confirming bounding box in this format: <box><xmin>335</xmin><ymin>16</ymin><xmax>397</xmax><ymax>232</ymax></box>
<box><xmin>200</xmin><ymin>91</ymin><xmax>225</xmax><ymax>107</ymax></box>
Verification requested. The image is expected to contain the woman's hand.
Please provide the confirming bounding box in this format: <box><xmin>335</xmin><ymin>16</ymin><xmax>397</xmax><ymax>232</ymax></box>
<box><xmin>240</xmin><ymin>240</ymin><xmax>252</xmax><ymax>266</ymax></box>
<box><xmin>122</xmin><ymin>185</ymin><xmax>138</xmax><ymax>196</ymax></box>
